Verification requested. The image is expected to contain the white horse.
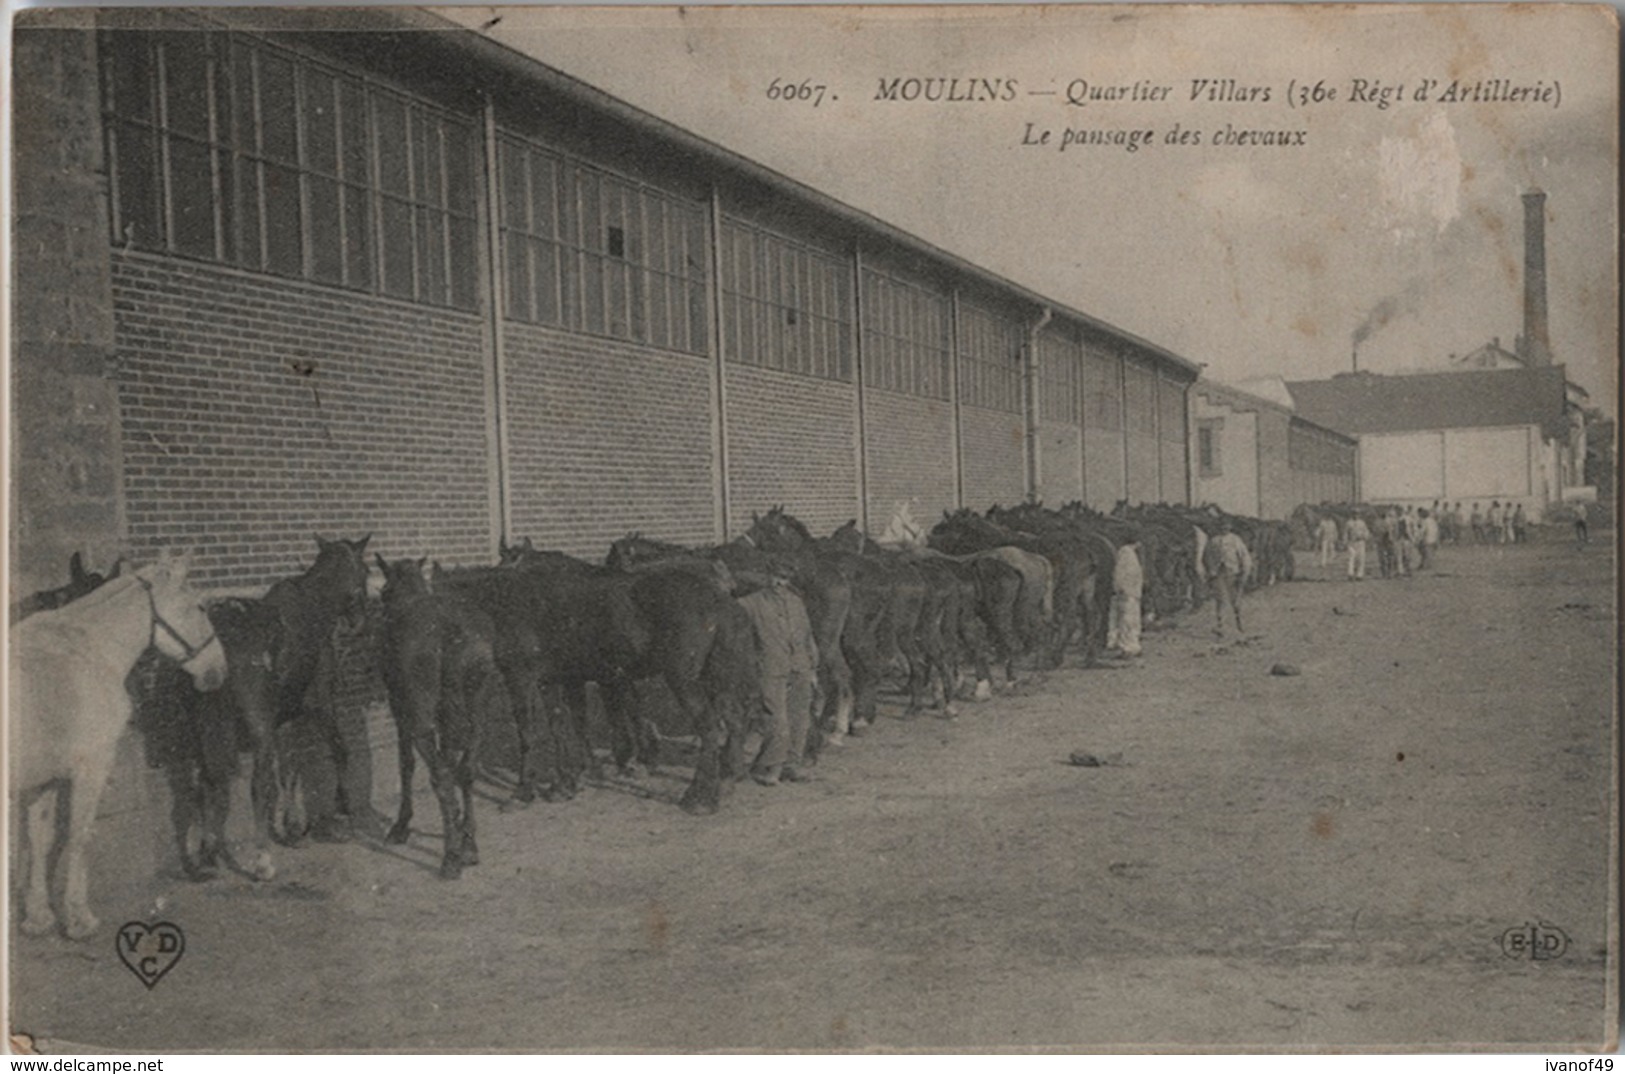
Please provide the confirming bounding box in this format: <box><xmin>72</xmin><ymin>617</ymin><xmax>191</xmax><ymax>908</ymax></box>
<box><xmin>11</xmin><ymin>555</ymin><xmax>227</xmax><ymax>939</ymax></box>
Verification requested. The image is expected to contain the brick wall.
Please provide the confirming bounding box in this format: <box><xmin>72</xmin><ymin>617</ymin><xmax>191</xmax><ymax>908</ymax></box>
<box><xmin>1038</xmin><ymin>424</ymin><xmax>1083</xmax><ymax>505</ymax></box>
<box><xmin>1083</xmin><ymin>427</ymin><xmax>1125</xmax><ymax>509</ymax></box>
<box><xmin>864</xmin><ymin>389</ymin><xmax>956</xmax><ymax>530</ymax></box>
<box><xmin>960</xmin><ymin>406</ymin><xmax>1026</xmax><ymax>511</ymax></box>
<box><xmin>725</xmin><ymin>363</ymin><xmax>859</xmax><ymax>538</ymax></box>
<box><xmin>1126</xmin><ymin>433</ymin><xmax>1161</xmax><ymax>505</ymax></box>
<box><xmin>11</xmin><ymin>25</ymin><xmax>123</xmax><ymax>596</ymax></box>
<box><xmin>112</xmin><ymin>254</ymin><xmax>494</xmax><ymax>587</ymax></box>
<box><xmin>1256</xmin><ymin>408</ymin><xmax>1295</xmax><ymax>520</ymax></box>
<box><xmin>1160</xmin><ymin>440</ymin><xmax>1188</xmax><ymax>504</ymax></box>
<box><xmin>504</xmin><ymin>321</ymin><xmax>716</xmax><ymax>557</ymax></box>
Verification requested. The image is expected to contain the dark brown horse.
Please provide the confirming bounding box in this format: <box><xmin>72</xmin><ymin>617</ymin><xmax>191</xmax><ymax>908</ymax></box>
<box><xmin>439</xmin><ymin>547</ymin><xmax>760</xmax><ymax>815</ymax></box>
<box><xmin>134</xmin><ymin>535</ymin><xmax>372</xmax><ymax>882</ymax></box>
<box><xmin>828</xmin><ymin>520</ymin><xmax>959</xmax><ymax>717</ymax></box>
<box><xmin>376</xmin><ymin>556</ymin><xmax>503</xmax><ymax>879</ymax></box>
<box><xmin>11</xmin><ymin>552</ymin><xmax>118</xmax><ymax>624</ymax></box>
<box><xmin>607</xmin><ymin>527</ymin><xmax>854</xmax><ymax>758</ymax></box>
<box><xmin>746</xmin><ymin>509</ymin><xmax>924</xmax><ymax>733</ymax></box>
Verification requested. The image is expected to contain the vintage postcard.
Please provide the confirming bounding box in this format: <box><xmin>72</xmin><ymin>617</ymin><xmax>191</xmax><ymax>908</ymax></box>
<box><xmin>7</xmin><ymin>2</ymin><xmax>1618</xmax><ymax>1054</ymax></box>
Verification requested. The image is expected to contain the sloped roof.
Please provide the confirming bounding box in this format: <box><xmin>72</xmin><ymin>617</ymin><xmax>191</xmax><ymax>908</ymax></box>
<box><xmin>1286</xmin><ymin>366</ymin><xmax>1569</xmax><ymax>440</ymax></box>
<box><xmin>1451</xmin><ymin>340</ymin><xmax>1525</xmax><ymax>370</ymax></box>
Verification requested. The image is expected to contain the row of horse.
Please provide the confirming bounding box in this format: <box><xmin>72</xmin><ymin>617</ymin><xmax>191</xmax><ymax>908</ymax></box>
<box><xmin>10</xmin><ymin>501</ymin><xmax>1295</xmax><ymax>937</ymax></box>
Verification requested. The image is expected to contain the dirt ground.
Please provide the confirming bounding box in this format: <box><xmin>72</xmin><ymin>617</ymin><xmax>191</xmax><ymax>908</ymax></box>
<box><xmin>10</xmin><ymin>532</ymin><xmax>1617</xmax><ymax>1052</ymax></box>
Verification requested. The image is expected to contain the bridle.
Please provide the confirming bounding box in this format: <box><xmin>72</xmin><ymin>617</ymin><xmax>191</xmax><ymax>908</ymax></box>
<box><xmin>133</xmin><ymin>573</ymin><xmax>219</xmax><ymax>666</ymax></box>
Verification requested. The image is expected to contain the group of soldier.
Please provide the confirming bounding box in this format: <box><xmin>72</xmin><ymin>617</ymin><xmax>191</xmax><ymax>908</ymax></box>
<box><xmin>1316</xmin><ymin>498</ymin><xmax>1536</xmax><ymax>582</ymax></box>
<box><xmin>1106</xmin><ymin>517</ymin><xmax>1253</xmax><ymax>660</ymax></box>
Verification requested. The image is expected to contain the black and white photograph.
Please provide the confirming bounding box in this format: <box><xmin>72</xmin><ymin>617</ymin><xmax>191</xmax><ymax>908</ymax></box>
<box><xmin>6</xmin><ymin>2</ymin><xmax>1619</xmax><ymax>1053</ymax></box>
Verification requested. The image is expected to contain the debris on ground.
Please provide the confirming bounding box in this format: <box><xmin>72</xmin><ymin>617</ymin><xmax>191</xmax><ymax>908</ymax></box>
<box><xmin>1068</xmin><ymin>750</ymin><xmax>1127</xmax><ymax>768</ymax></box>
<box><xmin>1270</xmin><ymin>663</ymin><xmax>1301</xmax><ymax>677</ymax></box>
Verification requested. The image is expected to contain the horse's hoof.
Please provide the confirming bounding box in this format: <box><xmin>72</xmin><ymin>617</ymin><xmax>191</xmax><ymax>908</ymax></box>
<box><xmin>460</xmin><ymin>838</ymin><xmax>480</xmax><ymax>866</ymax></box>
<box><xmin>250</xmin><ymin>853</ymin><xmax>277</xmax><ymax>882</ymax></box>
<box><xmin>973</xmin><ymin>680</ymin><xmax>993</xmax><ymax>701</ymax></box>
<box><xmin>308</xmin><ymin>820</ymin><xmax>351</xmax><ymax>844</ymax></box>
<box><xmin>19</xmin><ymin>913</ymin><xmax>56</xmax><ymax>938</ymax></box>
<box><xmin>540</xmin><ymin>785</ymin><xmax>576</xmax><ymax>804</ymax></box>
<box><xmin>939</xmin><ymin>704</ymin><xmax>960</xmax><ymax>720</ymax></box>
<box><xmin>498</xmin><ymin>797</ymin><xmax>532</xmax><ymax>814</ymax></box>
<box><xmin>386</xmin><ymin>822</ymin><xmax>411</xmax><ymax>845</ymax></box>
<box><xmin>182</xmin><ymin>864</ymin><xmax>218</xmax><ymax>883</ymax></box>
<box><xmin>63</xmin><ymin>910</ymin><xmax>101</xmax><ymax>941</ymax></box>
<box><xmin>679</xmin><ymin>794</ymin><xmax>720</xmax><ymax>816</ymax></box>
<box><xmin>438</xmin><ymin>859</ymin><xmax>464</xmax><ymax>881</ymax></box>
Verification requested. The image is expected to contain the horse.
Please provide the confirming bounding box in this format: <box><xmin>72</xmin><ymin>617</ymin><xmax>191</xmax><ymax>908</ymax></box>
<box><xmin>440</xmin><ymin>547</ymin><xmax>760</xmax><ymax>814</ymax></box>
<box><xmin>986</xmin><ymin>504</ymin><xmax>1111</xmax><ymax>665</ymax></box>
<box><xmin>929</xmin><ymin>509</ymin><xmax>1055</xmax><ymax>683</ymax></box>
<box><xmin>132</xmin><ymin>535</ymin><xmax>372</xmax><ymax>886</ymax></box>
<box><xmin>376</xmin><ymin>556</ymin><xmax>504</xmax><ymax>879</ymax></box>
<box><xmin>607</xmin><ymin>528</ymin><xmax>853</xmax><ymax>756</ymax></box>
<box><xmin>134</xmin><ymin>595</ymin><xmax>283</xmax><ymax>882</ymax></box>
<box><xmin>12</xmin><ymin>555</ymin><xmax>227</xmax><ymax>939</ymax></box>
<box><xmin>10</xmin><ymin>552</ymin><xmax>118</xmax><ymax>624</ymax></box>
<box><xmin>745</xmin><ymin>508</ymin><xmax>906</xmax><ymax>736</ymax></box>
<box><xmin>258</xmin><ymin>535</ymin><xmax>374</xmax><ymax>842</ymax></box>
<box><xmin>828</xmin><ymin>520</ymin><xmax>959</xmax><ymax>717</ymax></box>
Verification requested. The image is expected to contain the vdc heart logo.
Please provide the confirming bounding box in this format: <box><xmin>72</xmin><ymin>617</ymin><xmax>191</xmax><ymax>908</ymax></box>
<box><xmin>116</xmin><ymin>921</ymin><xmax>185</xmax><ymax>989</ymax></box>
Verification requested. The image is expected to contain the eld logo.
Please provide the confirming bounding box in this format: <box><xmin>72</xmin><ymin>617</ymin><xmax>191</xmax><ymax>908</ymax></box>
<box><xmin>116</xmin><ymin>921</ymin><xmax>186</xmax><ymax>989</ymax></box>
<box><xmin>1499</xmin><ymin>921</ymin><xmax>1570</xmax><ymax>961</ymax></box>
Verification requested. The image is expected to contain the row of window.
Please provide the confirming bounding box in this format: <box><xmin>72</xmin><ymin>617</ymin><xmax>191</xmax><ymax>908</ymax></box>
<box><xmin>104</xmin><ymin>30</ymin><xmax>479</xmax><ymax>310</ymax></box>
<box><xmin>1082</xmin><ymin>347</ymin><xmax>1123</xmax><ymax>432</ymax></box>
<box><xmin>499</xmin><ymin>137</ymin><xmax>709</xmax><ymax>354</ymax></box>
<box><xmin>861</xmin><ymin>272</ymin><xmax>953</xmax><ymax>400</ymax></box>
<box><xmin>99</xmin><ymin>28</ymin><xmax>1195</xmax><ymax>408</ymax></box>
<box><xmin>720</xmin><ymin>221</ymin><xmax>853</xmax><ymax>381</ymax></box>
<box><xmin>1038</xmin><ymin>334</ymin><xmax>1081</xmax><ymax>425</ymax></box>
<box><xmin>957</xmin><ymin>304</ymin><xmax>1024</xmax><ymax>413</ymax></box>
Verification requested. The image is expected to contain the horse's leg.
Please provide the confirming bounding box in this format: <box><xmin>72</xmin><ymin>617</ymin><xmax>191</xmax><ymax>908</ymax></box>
<box><xmin>565</xmin><ymin>681</ymin><xmax>604</xmax><ymax>783</ymax></box>
<box><xmin>386</xmin><ymin>712</ymin><xmax>416</xmax><ymax>845</ymax></box>
<box><xmin>413</xmin><ymin>727</ymin><xmax>466</xmax><ymax>880</ymax></box>
<box><xmin>18</xmin><ymin>788</ymin><xmax>58</xmax><ymax>936</ymax></box>
<box><xmin>163</xmin><ymin>757</ymin><xmax>208</xmax><ymax>881</ymax></box>
<box><xmin>599</xmin><ymin>680</ymin><xmax>643</xmax><ymax>779</ymax></box>
<box><xmin>824</xmin><ymin>645</ymin><xmax>854</xmax><ymax>745</ymax></box>
<box><xmin>671</xmin><ymin>678</ymin><xmax>723</xmax><ymax>815</ymax></box>
<box><xmin>456</xmin><ymin>745</ymin><xmax>479</xmax><ymax>866</ymax></box>
<box><xmin>504</xmin><ymin>673</ymin><xmax>541</xmax><ymax>805</ymax></box>
<box><xmin>60</xmin><ymin>749</ymin><xmax>119</xmax><ymax>940</ymax></box>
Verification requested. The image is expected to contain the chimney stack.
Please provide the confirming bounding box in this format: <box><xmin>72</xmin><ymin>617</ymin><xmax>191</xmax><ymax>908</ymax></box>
<box><xmin>1521</xmin><ymin>189</ymin><xmax>1552</xmax><ymax>367</ymax></box>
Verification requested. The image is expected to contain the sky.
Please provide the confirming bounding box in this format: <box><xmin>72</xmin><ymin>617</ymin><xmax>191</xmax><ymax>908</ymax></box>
<box><xmin>437</xmin><ymin>4</ymin><xmax>1617</xmax><ymax>410</ymax></box>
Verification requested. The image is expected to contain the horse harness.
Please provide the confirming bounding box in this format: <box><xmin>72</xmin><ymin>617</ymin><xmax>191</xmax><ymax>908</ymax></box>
<box><xmin>133</xmin><ymin>573</ymin><xmax>219</xmax><ymax>667</ymax></box>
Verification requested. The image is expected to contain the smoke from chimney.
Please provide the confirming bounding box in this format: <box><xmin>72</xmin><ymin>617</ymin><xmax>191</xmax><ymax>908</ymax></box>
<box><xmin>1520</xmin><ymin>189</ymin><xmax>1552</xmax><ymax>367</ymax></box>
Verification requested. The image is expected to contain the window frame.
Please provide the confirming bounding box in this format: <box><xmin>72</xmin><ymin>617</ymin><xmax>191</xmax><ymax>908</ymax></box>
<box><xmin>860</xmin><ymin>268</ymin><xmax>951</xmax><ymax>401</ymax></box>
<box><xmin>720</xmin><ymin>217</ymin><xmax>853</xmax><ymax>382</ymax></box>
<box><xmin>498</xmin><ymin>133</ymin><xmax>710</xmax><ymax>356</ymax></box>
<box><xmin>101</xmin><ymin>27</ymin><xmax>480</xmax><ymax>312</ymax></box>
<box><xmin>1198</xmin><ymin>418</ymin><xmax>1224</xmax><ymax>478</ymax></box>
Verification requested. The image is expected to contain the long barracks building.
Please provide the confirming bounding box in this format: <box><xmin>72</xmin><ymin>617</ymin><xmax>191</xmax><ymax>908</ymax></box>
<box><xmin>13</xmin><ymin>8</ymin><xmax>1222</xmax><ymax>596</ymax></box>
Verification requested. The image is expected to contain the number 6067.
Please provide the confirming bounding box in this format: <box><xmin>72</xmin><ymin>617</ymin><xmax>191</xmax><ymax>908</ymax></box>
<box><xmin>767</xmin><ymin>78</ymin><xmax>829</xmax><ymax>107</ymax></box>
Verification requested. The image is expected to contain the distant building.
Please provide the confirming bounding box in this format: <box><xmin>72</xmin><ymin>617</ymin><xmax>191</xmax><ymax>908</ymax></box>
<box><xmin>1285</xmin><ymin>366</ymin><xmax>1571</xmax><ymax>516</ymax></box>
<box><xmin>1189</xmin><ymin>379</ymin><xmax>1357</xmax><ymax>519</ymax></box>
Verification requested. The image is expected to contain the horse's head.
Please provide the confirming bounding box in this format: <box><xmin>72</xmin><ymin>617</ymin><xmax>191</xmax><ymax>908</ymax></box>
<box><xmin>498</xmin><ymin>536</ymin><xmax>537</xmax><ymax>568</ymax></box>
<box><xmin>375</xmin><ymin>554</ymin><xmax>430</xmax><ymax>605</ymax></box>
<box><xmin>313</xmin><ymin>533</ymin><xmax>372</xmax><ymax>624</ymax></box>
<box><xmin>747</xmin><ymin>507</ymin><xmax>811</xmax><ymax>553</ymax></box>
<box><xmin>137</xmin><ymin>555</ymin><xmax>227</xmax><ymax>692</ymax></box>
